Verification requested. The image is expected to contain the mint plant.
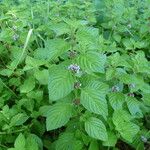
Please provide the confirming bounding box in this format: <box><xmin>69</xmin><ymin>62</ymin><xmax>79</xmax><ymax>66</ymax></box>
<box><xmin>0</xmin><ymin>0</ymin><xmax>150</xmax><ymax>150</ymax></box>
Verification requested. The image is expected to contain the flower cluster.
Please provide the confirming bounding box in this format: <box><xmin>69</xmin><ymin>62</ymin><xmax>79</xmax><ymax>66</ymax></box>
<box><xmin>141</xmin><ymin>135</ymin><xmax>147</xmax><ymax>143</ymax></box>
<box><xmin>13</xmin><ymin>34</ymin><xmax>19</xmax><ymax>41</ymax></box>
<box><xmin>68</xmin><ymin>64</ymin><xmax>80</xmax><ymax>73</ymax></box>
<box><xmin>111</xmin><ymin>86</ymin><xmax>119</xmax><ymax>92</ymax></box>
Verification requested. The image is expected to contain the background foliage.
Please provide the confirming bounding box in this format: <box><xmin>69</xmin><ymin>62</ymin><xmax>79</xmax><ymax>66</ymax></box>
<box><xmin>0</xmin><ymin>0</ymin><xmax>150</xmax><ymax>149</ymax></box>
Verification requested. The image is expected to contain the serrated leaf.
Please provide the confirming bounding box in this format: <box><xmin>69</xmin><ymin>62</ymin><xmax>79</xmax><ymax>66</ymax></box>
<box><xmin>117</xmin><ymin>122</ymin><xmax>140</xmax><ymax>142</ymax></box>
<box><xmin>48</xmin><ymin>68</ymin><xmax>74</xmax><ymax>101</ymax></box>
<box><xmin>108</xmin><ymin>92</ymin><xmax>125</xmax><ymax>110</ymax></box>
<box><xmin>81</xmin><ymin>87</ymin><xmax>108</xmax><ymax>119</ymax></box>
<box><xmin>126</xmin><ymin>96</ymin><xmax>143</xmax><ymax>117</ymax></box>
<box><xmin>24</xmin><ymin>56</ymin><xmax>46</xmax><ymax>71</ymax></box>
<box><xmin>46</xmin><ymin>103</ymin><xmax>73</xmax><ymax>131</ymax></box>
<box><xmin>132</xmin><ymin>51</ymin><xmax>150</xmax><ymax>74</ymax></box>
<box><xmin>26</xmin><ymin>136</ymin><xmax>39</xmax><ymax>150</ymax></box>
<box><xmin>113</xmin><ymin>110</ymin><xmax>132</xmax><ymax>127</ymax></box>
<box><xmin>76</xmin><ymin>27</ymin><xmax>99</xmax><ymax>46</ymax></box>
<box><xmin>34</xmin><ymin>69</ymin><xmax>49</xmax><ymax>85</ymax></box>
<box><xmin>0</xmin><ymin>69</ymin><xmax>13</xmax><ymax>77</ymax></box>
<box><xmin>10</xmin><ymin>113</ymin><xmax>29</xmax><ymax>127</ymax></box>
<box><xmin>30</xmin><ymin>134</ymin><xmax>43</xmax><ymax>150</ymax></box>
<box><xmin>25</xmin><ymin>56</ymin><xmax>46</xmax><ymax>67</ymax></box>
<box><xmin>34</xmin><ymin>39</ymin><xmax>70</xmax><ymax>60</ymax></box>
<box><xmin>14</xmin><ymin>133</ymin><xmax>26</xmax><ymax>149</ymax></box>
<box><xmin>55</xmin><ymin>133</ymin><xmax>83</xmax><ymax>150</ymax></box>
<box><xmin>86</xmin><ymin>80</ymin><xmax>109</xmax><ymax>95</ymax></box>
<box><xmin>106</xmin><ymin>67</ymin><xmax>116</xmax><ymax>80</ymax></box>
<box><xmin>77</xmin><ymin>52</ymin><xmax>106</xmax><ymax>73</ymax></box>
<box><xmin>113</xmin><ymin>34</ymin><xmax>121</xmax><ymax>42</ymax></box>
<box><xmin>88</xmin><ymin>140</ymin><xmax>99</xmax><ymax>150</ymax></box>
<box><xmin>113</xmin><ymin>110</ymin><xmax>140</xmax><ymax>142</ymax></box>
<box><xmin>50</xmin><ymin>22</ymin><xmax>70</xmax><ymax>36</ymax></box>
<box><xmin>20</xmin><ymin>77</ymin><xmax>35</xmax><ymax>93</ymax></box>
<box><xmin>142</xmin><ymin>93</ymin><xmax>150</xmax><ymax>106</ymax></box>
<box><xmin>103</xmin><ymin>131</ymin><xmax>117</xmax><ymax>147</ymax></box>
<box><xmin>85</xmin><ymin>117</ymin><xmax>108</xmax><ymax>141</ymax></box>
<box><xmin>122</xmin><ymin>38</ymin><xmax>134</xmax><ymax>50</ymax></box>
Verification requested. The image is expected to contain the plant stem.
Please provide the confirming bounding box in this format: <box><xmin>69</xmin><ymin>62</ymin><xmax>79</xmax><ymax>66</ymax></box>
<box><xmin>0</xmin><ymin>144</ymin><xmax>8</xmax><ymax>149</ymax></box>
<box><xmin>0</xmin><ymin>78</ymin><xmax>18</xmax><ymax>98</ymax></box>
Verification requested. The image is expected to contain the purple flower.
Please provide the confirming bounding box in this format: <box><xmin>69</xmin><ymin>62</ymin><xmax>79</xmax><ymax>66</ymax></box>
<box><xmin>111</xmin><ymin>86</ymin><xmax>119</xmax><ymax>92</ymax></box>
<box><xmin>13</xmin><ymin>34</ymin><xmax>19</xmax><ymax>41</ymax></box>
<box><xmin>141</xmin><ymin>136</ymin><xmax>147</xmax><ymax>143</ymax></box>
<box><xmin>68</xmin><ymin>64</ymin><xmax>80</xmax><ymax>73</ymax></box>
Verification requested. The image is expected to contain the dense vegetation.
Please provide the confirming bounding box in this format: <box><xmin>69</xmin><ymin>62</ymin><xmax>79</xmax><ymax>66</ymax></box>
<box><xmin>0</xmin><ymin>0</ymin><xmax>150</xmax><ymax>149</ymax></box>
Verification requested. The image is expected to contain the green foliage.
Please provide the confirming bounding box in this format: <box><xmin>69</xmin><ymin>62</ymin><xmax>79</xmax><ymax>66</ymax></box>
<box><xmin>46</xmin><ymin>103</ymin><xmax>73</xmax><ymax>131</ymax></box>
<box><xmin>0</xmin><ymin>0</ymin><xmax>150</xmax><ymax>150</ymax></box>
<box><xmin>85</xmin><ymin>117</ymin><xmax>108</xmax><ymax>141</ymax></box>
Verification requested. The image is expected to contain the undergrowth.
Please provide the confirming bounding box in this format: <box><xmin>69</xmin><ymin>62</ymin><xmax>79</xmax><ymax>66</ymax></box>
<box><xmin>0</xmin><ymin>0</ymin><xmax>150</xmax><ymax>150</ymax></box>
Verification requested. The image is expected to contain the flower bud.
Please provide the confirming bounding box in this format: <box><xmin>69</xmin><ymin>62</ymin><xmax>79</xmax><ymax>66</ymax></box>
<box><xmin>73</xmin><ymin>99</ymin><xmax>80</xmax><ymax>105</ymax></box>
<box><xmin>128</xmin><ymin>93</ymin><xmax>134</xmax><ymax>97</ymax></box>
<box><xmin>74</xmin><ymin>82</ymin><xmax>81</xmax><ymax>89</ymax></box>
<box><xmin>129</xmin><ymin>83</ymin><xmax>135</xmax><ymax>89</ymax></box>
<box><xmin>68</xmin><ymin>50</ymin><xmax>77</xmax><ymax>58</ymax></box>
<box><xmin>127</xmin><ymin>24</ymin><xmax>132</xmax><ymax>28</ymax></box>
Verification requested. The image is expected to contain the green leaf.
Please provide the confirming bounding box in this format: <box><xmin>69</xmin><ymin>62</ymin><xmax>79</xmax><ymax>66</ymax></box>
<box><xmin>10</xmin><ymin>113</ymin><xmax>29</xmax><ymax>126</ymax></box>
<box><xmin>24</xmin><ymin>56</ymin><xmax>46</xmax><ymax>71</ymax></box>
<box><xmin>113</xmin><ymin>110</ymin><xmax>140</xmax><ymax>142</ymax></box>
<box><xmin>30</xmin><ymin>134</ymin><xmax>43</xmax><ymax>150</ymax></box>
<box><xmin>55</xmin><ymin>133</ymin><xmax>83</xmax><ymax>150</ymax></box>
<box><xmin>0</xmin><ymin>69</ymin><xmax>13</xmax><ymax>77</ymax></box>
<box><xmin>113</xmin><ymin>34</ymin><xmax>121</xmax><ymax>42</ymax></box>
<box><xmin>76</xmin><ymin>27</ymin><xmax>99</xmax><ymax>47</ymax></box>
<box><xmin>85</xmin><ymin>117</ymin><xmax>108</xmax><ymax>141</ymax></box>
<box><xmin>48</xmin><ymin>68</ymin><xmax>74</xmax><ymax>101</ymax></box>
<box><xmin>86</xmin><ymin>80</ymin><xmax>109</xmax><ymax>95</ymax></box>
<box><xmin>117</xmin><ymin>122</ymin><xmax>140</xmax><ymax>142</ymax></box>
<box><xmin>126</xmin><ymin>96</ymin><xmax>143</xmax><ymax>117</ymax></box>
<box><xmin>81</xmin><ymin>87</ymin><xmax>108</xmax><ymax>119</ymax></box>
<box><xmin>50</xmin><ymin>22</ymin><xmax>70</xmax><ymax>36</ymax></box>
<box><xmin>34</xmin><ymin>39</ymin><xmax>70</xmax><ymax>60</ymax></box>
<box><xmin>108</xmin><ymin>92</ymin><xmax>125</xmax><ymax>110</ymax></box>
<box><xmin>122</xmin><ymin>38</ymin><xmax>134</xmax><ymax>50</ymax></box>
<box><xmin>46</xmin><ymin>103</ymin><xmax>73</xmax><ymax>131</ymax></box>
<box><xmin>103</xmin><ymin>131</ymin><xmax>117</xmax><ymax>147</ymax></box>
<box><xmin>88</xmin><ymin>140</ymin><xmax>99</xmax><ymax>150</ymax></box>
<box><xmin>113</xmin><ymin>110</ymin><xmax>132</xmax><ymax>127</ymax></box>
<box><xmin>109</xmin><ymin>53</ymin><xmax>131</xmax><ymax>68</ymax></box>
<box><xmin>106</xmin><ymin>67</ymin><xmax>116</xmax><ymax>80</ymax></box>
<box><xmin>34</xmin><ymin>69</ymin><xmax>49</xmax><ymax>85</ymax></box>
<box><xmin>132</xmin><ymin>51</ymin><xmax>150</xmax><ymax>74</ymax></box>
<box><xmin>142</xmin><ymin>93</ymin><xmax>150</xmax><ymax>106</ymax></box>
<box><xmin>77</xmin><ymin>52</ymin><xmax>106</xmax><ymax>73</ymax></box>
<box><xmin>20</xmin><ymin>77</ymin><xmax>35</xmax><ymax>93</ymax></box>
<box><xmin>14</xmin><ymin>133</ymin><xmax>26</xmax><ymax>149</ymax></box>
<box><xmin>26</xmin><ymin>136</ymin><xmax>39</xmax><ymax>150</ymax></box>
